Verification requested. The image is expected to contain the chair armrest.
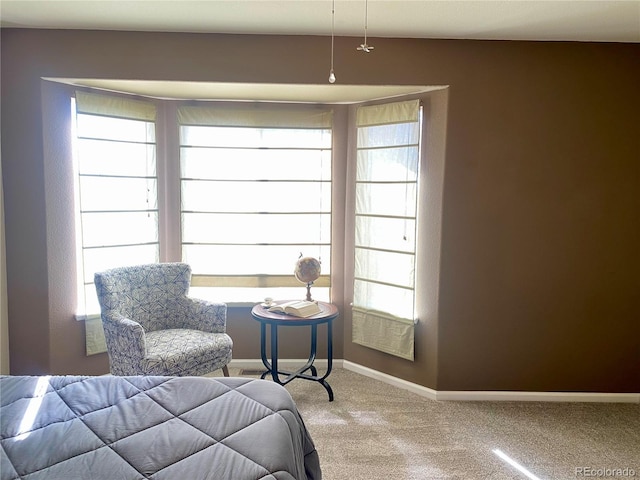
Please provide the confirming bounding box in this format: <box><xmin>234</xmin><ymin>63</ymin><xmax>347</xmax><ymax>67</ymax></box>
<box><xmin>178</xmin><ymin>297</ymin><xmax>227</xmax><ymax>334</ymax></box>
<box><xmin>101</xmin><ymin>312</ymin><xmax>147</xmax><ymax>374</ymax></box>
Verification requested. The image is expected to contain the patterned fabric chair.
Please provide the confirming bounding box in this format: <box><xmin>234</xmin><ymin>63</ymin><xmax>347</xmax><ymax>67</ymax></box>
<box><xmin>94</xmin><ymin>263</ymin><xmax>232</xmax><ymax>377</ymax></box>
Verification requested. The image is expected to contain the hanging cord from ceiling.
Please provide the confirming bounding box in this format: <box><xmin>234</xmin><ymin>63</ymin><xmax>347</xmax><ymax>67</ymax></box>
<box><xmin>328</xmin><ymin>0</ymin><xmax>337</xmax><ymax>83</ymax></box>
<box><xmin>357</xmin><ymin>0</ymin><xmax>374</xmax><ymax>53</ymax></box>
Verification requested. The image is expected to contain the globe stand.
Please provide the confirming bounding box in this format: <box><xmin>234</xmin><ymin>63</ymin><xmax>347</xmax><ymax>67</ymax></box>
<box><xmin>305</xmin><ymin>282</ymin><xmax>314</xmax><ymax>302</ymax></box>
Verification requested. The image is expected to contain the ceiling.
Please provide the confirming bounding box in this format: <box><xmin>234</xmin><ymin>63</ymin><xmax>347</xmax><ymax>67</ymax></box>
<box><xmin>4</xmin><ymin>1</ymin><xmax>638</xmax><ymax>103</ymax></box>
<box><xmin>2</xmin><ymin>0</ymin><xmax>639</xmax><ymax>43</ymax></box>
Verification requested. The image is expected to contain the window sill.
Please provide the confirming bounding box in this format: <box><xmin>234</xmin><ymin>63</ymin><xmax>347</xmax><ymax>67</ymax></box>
<box><xmin>75</xmin><ymin>313</ymin><xmax>101</xmax><ymax>322</ymax></box>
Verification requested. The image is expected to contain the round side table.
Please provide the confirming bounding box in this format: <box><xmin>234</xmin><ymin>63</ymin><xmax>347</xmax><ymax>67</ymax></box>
<box><xmin>250</xmin><ymin>301</ymin><xmax>338</xmax><ymax>401</ymax></box>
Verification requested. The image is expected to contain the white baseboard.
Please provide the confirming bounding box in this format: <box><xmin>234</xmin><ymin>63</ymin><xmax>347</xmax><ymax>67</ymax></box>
<box><xmin>342</xmin><ymin>360</ymin><xmax>640</xmax><ymax>403</ymax></box>
<box><xmin>434</xmin><ymin>390</ymin><xmax>640</xmax><ymax>403</ymax></box>
<box><xmin>230</xmin><ymin>359</ymin><xmax>639</xmax><ymax>403</ymax></box>
<box><xmin>342</xmin><ymin>360</ymin><xmax>439</xmax><ymax>400</ymax></box>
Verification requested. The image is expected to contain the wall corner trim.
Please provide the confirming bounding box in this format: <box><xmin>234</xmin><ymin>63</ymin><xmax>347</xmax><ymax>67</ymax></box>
<box><xmin>342</xmin><ymin>361</ymin><xmax>640</xmax><ymax>404</ymax></box>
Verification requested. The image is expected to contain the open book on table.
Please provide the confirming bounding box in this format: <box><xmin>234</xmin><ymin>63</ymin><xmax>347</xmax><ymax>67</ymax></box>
<box><xmin>267</xmin><ymin>300</ymin><xmax>321</xmax><ymax>318</ymax></box>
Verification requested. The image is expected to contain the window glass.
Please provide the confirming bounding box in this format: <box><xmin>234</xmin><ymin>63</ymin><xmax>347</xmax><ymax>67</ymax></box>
<box><xmin>180</xmin><ymin>109</ymin><xmax>332</xmax><ymax>303</ymax></box>
<box><xmin>353</xmin><ymin>100</ymin><xmax>421</xmax><ymax>320</ymax></box>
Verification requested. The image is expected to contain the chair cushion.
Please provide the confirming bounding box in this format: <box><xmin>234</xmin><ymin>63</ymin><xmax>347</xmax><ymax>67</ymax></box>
<box><xmin>142</xmin><ymin>329</ymin><xmax>233</xmax><ymax>376</ymax></box>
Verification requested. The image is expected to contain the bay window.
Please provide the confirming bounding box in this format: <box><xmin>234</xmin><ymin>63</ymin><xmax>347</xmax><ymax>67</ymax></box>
<box><xmin>70</xmin><ymin>85</ymin><xmax>439</xmax><ymax>363</ymax></box>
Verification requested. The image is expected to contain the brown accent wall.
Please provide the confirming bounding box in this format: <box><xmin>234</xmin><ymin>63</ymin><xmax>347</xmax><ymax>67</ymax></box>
<box><xmin>2</xmin><ymin>29</ymin><xmax>638</xmax><ymax>391</ymax></box>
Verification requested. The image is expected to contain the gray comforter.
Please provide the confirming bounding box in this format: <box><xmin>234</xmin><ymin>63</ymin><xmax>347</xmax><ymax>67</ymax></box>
<box><xmin>0</xmin><ymin>375</ymin><xmax>321</xmax><ymax>480</ymax></box>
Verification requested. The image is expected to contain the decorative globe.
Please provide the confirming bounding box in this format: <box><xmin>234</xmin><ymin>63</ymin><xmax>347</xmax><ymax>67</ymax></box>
<box><xmin>294</xmin><ymin>256</ymin><xmax>321</xmax><ymax>284</ymax></box>
<box><xmin>294</xmin><ymin>256</ymin><xmax>321</xmax><ymax>301</ymax></box>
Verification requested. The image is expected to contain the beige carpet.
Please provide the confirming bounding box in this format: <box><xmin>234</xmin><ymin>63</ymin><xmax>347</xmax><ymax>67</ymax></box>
<box><xmin>216</xmin><ymin>367</ymin><xmax>640</xmax><ymax>480</ymax></box>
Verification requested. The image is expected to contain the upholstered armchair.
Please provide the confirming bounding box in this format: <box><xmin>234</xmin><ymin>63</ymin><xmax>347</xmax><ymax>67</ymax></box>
<box><xmin>94</xmin><ymin>263</ymin><xmax>232</xmax><ymax>377</ymax></box>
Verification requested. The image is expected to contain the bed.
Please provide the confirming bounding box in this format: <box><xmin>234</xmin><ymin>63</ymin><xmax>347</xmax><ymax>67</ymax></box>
<box><xmin>0</xmin><ymin>375</ymin><xmax>321</xmax><ymax>480</ymax></box>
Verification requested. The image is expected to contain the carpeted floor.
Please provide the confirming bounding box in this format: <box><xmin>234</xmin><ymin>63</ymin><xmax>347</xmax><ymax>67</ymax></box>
<box><xmin>216</xmin><ymin>367</ymin><xmax>640</xmax><ymax>480</ymax></box>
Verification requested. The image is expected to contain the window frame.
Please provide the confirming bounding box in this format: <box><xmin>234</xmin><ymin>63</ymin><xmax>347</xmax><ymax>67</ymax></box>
<box><xmin>352</xmin><ymin>99</ymin><xmax>422</xmax><ymax>322</ymax></box>
<box><xmin>178</xmin><ymin>102</ymin><xmax>334</xmax><ymax>304</ymax></box>
<box><xmin>72</xmin><ymin>91</ymin><xmax>160</xmax><ymax>318</ymax></box>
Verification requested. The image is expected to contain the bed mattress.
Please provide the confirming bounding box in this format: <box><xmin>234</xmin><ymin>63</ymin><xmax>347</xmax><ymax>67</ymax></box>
<box><xmin>0</xmin><ymin>375</ymin><xmax>321</xmax><ymax>480</ymax></box>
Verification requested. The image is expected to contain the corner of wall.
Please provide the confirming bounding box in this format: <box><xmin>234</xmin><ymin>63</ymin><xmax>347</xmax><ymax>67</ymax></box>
<box><xmin>0</xmin><ymin>150</ymin><xmax>10</xmax><ymax>374</ymax></box>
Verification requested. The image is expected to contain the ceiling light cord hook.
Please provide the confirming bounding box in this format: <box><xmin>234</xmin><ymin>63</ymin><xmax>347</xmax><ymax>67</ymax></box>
<box><xmin>358</xmin><ymin>0</ymin><xmax>374</xmax><ymax>53</ymax></box>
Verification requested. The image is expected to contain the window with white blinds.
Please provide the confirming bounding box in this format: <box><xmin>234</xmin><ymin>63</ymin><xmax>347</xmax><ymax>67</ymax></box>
<box><xmin>352</xmin><ymin>99</ymin><xmax>421</xmax><ymax>361</ymax></box>
<box><xmin>73</xmin><ymin>91</ymin><xmax>159</xmax><ymax>316</ymax></box>
<box><xmin>178</xmin><ymin>104</ymin><xmax>333</xmax><ymax>303</ymax></box>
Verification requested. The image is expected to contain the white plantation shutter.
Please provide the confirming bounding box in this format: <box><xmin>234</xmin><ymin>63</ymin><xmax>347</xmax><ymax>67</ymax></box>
<box><xmin>352</xmin><ymin>99</ymin><xmax>420</xmax><ymax>361</ymax></box>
